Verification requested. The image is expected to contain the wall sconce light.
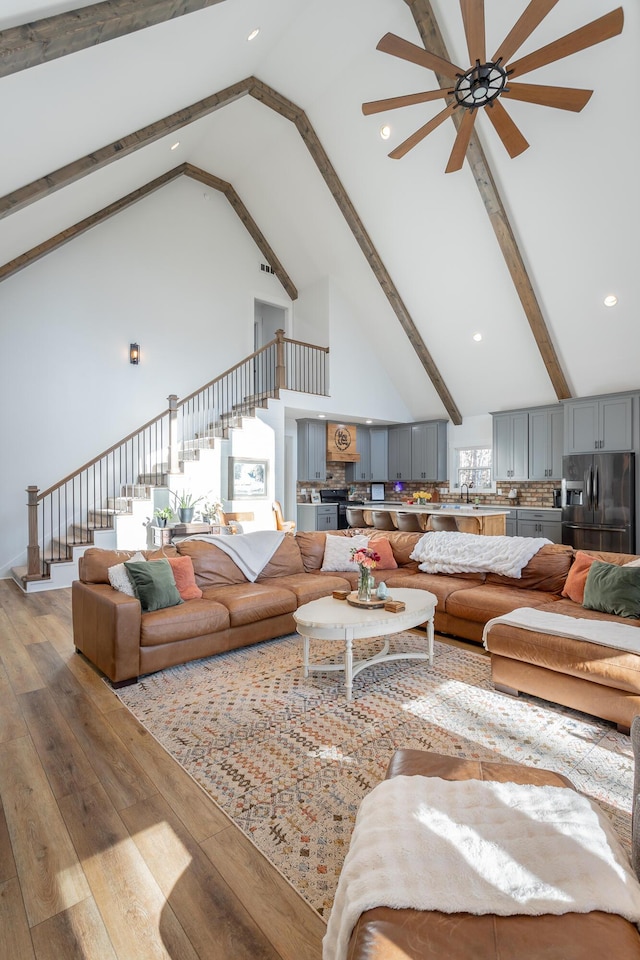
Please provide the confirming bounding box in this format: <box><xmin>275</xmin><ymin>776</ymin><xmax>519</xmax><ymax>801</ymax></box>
<box><xmin>129</xmin><ymin>343</ymin><xmax>140</xmax><ymax>365</ymax></box>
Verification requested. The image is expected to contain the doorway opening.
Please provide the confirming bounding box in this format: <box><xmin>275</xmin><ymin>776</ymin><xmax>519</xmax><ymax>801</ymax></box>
<box><xmin>253</xmin><ymin>300</ymin><xmax>287</xmax><ymax>396</ymax></box>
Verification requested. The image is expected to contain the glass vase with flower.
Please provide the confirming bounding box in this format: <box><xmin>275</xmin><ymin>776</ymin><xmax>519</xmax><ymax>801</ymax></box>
<box><xmin>350</xmin><ymin>546</ymin><xmax>381</xmax><ymax>602</ymax></box>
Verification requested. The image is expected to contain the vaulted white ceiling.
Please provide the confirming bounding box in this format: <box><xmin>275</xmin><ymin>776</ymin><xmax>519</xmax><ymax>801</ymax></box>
<box><xmin>1</xmin><ymin>0</ymin><xmax>637</xmax><ymax>421</ymax></box>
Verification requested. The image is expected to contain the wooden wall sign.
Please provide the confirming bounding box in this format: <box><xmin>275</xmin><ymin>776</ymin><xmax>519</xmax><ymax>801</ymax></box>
<box><xmin>327</xmin><ymin>423</ymin><xmax>359</xmax><ymax>461</ymax></box>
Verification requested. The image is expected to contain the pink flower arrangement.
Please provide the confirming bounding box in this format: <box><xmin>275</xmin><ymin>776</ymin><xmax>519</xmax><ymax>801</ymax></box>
<box><xmin>350</xmin><ymin>546</ymin><xmax>381</xmax><ymax>569</ymax></box>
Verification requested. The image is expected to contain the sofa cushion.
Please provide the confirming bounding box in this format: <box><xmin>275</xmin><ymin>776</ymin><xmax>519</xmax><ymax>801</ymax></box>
<box><xmin>274</xmin><ymin>573</ymin><xmax>351</xmax><ymax>604</ymax></box>
<box><xmin>375</xmin><ymin>531</ymin><xmax>423</xmax><ymax>567</ymax></box>
<box><xmin>321</xmin><ymin>534</ymin><xmax>369</xmax><ymax>571</ymax></box>
<box><xmin>583</xmin><ymin>561</ymin><xmax>640</xmax><ymax>619</ymax></box>
<box><xmin>139</xmin><ymin>598</ymin><xmax>230</xmax><ymax>646</ymax></box>
<box><xmin>200</xmin><ymin>583</ymin><xmax>297</xmax><ymax>627</ymax></box>
<box><xmin>445</xmin><ymin>584</ymin><xmax>562</xmax><ymax>624</ymax></box>
<box><xmin>562</xmin><ymin>551</ymin><xmax>598</xmax><ymax>604</ymax></box>
<box><xmin>80</xmin><ymin>546</ymin><xmax>177</xmax><ymax>584</ymax></box>
<box><xmin>124</xmin><ymin>558</ymin><xmax>183</xmax><ymax>613</ymax></box>
<box><xmin>107</xmin><ymin>551</ymin><xmax>146</xmax><ymax>595</ymax></box>
<box><xmin>366</xmin><ymin>537</ymin><xmax>397</xmax><ymax>570</ymax></box>
<box><xmin>296</xmin><ymin>530</ymin><xmax>349</xmax><ymax>572</ymax></box>
<box><xmin>385</xmin><ymin>571</ymin><xmax>481</xmax><ymax>610</ymax></box>
<box><xmin>256</xmin><ymin>535</ymin><xmax>305</xmax><ymax>580</ymax></box>
<box><xmin>484</xmin><ymin>543</ymin><xmax>573</xmax><ymax>594</ymax></box>
<box><xmin>175</xmin><ymin>539</ymin><xmax>248</xmax><ymax>587</ymax></box>
<box><xmin>167</xmin><ymin>555</ymin><xmax>203</xmax><ymax>600</ymax></box>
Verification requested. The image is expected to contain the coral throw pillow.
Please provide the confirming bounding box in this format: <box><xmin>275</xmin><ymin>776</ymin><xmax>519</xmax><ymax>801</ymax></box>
<box><xmin>561</xmin><ymin>551</ymin><xmax>597</xmax><ymax>604</ymax></box>
<box><xmin>167</xmin><ymin>555</ymin><xmax>203</xmax><ymax>600</ymax></box>
<box><xmin>370</xmin><ymin>538</ymin><xmax>398</xmax><ymax>570</ymax></box>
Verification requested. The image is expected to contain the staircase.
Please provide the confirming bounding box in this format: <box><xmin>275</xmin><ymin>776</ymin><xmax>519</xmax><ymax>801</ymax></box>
<box><xmin>17</xmin><ymin>331</ymin><xmax>328</xmax><ymax>591</ymax></box>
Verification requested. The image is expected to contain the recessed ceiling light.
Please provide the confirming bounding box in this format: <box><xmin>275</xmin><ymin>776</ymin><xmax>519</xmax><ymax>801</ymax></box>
<box><xmin>317</xmin><ymin>414</ymin><xmax>326</xmax><ymax>419</ymax></box>
<box><xmin>473</xmin><ymin>332</ymin><xmax>483</xmax><ymax>342</ymax></box>
<box><xmin>170</xmin><ymin>141</ymin><xmax>180</xmax><ymax>151</ymax></box>
<box><xmin>365</xmin><ymin>419</ymin><xmax>373</xmax><ymax>424</ymax></box>
<box><xmin>247</xmin><ymin>27</ymin><xmax>260</xmax><ymax>41</ymax></box>
<box><xmin>604</xmin><ymin>294</ymin><xmax>618</xmax><ymax>307</ymax></box>
<box><xmin>380</xmin><ymin>124</ymin><xmax>391</xmax><ymax>140</ymax></box>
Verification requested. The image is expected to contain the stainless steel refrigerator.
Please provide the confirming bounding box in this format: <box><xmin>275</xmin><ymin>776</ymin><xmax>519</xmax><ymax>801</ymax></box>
<box><xmin>561</xmin><ymin>452</ymin><xmax>635</xmax><ymax>553</ymax></box>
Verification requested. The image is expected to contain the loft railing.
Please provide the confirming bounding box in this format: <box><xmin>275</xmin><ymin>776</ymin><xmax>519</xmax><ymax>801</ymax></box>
<box><xmin>26</xmin><ymin>330</ymin><xmax>328</xmax><ymax>579</ymax></box>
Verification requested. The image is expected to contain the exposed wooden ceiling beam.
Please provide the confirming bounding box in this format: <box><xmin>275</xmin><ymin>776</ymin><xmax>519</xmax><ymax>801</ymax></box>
<box><xmin>0</xmin><ymin>76</ymin><xmax>461</xmax><ymax>423</ymax></box>
<box><xmin>0</xmin><ymin>0</ymin><xmax>226</xmax><ymax>78</ymax></box>
<box><xmin>405</xmin><ymin>0</ymin><xmax>571</xmax><ymax>401</ymax></box>
<box><xmin>0</xmin><ymin>163</ymin><xmax>298</xmax><ymax>302</ymax></box>
<box><xmin>0</xmin><ymin>77</ymin><xmax>251</xmax><ymax>219</ymax></box>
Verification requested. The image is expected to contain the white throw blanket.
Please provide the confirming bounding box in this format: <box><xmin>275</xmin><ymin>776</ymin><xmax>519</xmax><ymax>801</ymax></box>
<box><xmin>323</xmin><ymin>775</ymin><xmax>640</xmax><ymax>960</ymax></box>
<box><xmin>185</xmin><ymin>530</ymin><xmax>284</xmax><ymax>582</ymax></box>
<box><xmin>410</xmin><ymin>531</ymin><xmax>550</xmax><ymax>578</ymax></box>
<box><xmin>483</xmin><ymin>606</ymin><xmax>640</xmax><ymax>654</ymax></box>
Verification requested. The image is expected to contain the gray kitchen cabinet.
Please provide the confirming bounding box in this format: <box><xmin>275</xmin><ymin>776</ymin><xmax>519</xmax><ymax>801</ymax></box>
<box><xmin>528</xmin><ymin>406</ymin><xmax>564</xmax><ymax>479</ymax></box>
<box><xmin>370</xmin><ymin>427</ymin><xmax>389</xmax><ymax>481</ymax></box>
<box><xmin>388</xmin><ymin>425</ymin><xmax>412</xmax><ymax>481</ymax></box>
<box><xmin>346</xmin><ymin>427</ymin><xmax>371</xmax><ymax>482</ymax></box>
<box><xmin>492</xmin><ymin>412</ymin><xmax>528</xmax><ymax>480</ymax></box>
<box><xmin>297</xmin><ymin>419</ymin><xmax>326</xmax><ymax>481</ymax></box>
<box><xmin>564</xmin><ymin>395</ymin><xmax>633</xmax><ymax>454</ymax></box>
<box><xmin>411</xmin><ymin>421</ymin><xmax>448</xmax><ymax>481</ymax></box>
<box><xmin>502</xmin><ymin>507</ymin><xmax>518</xmax><ymax>537</ymax></box>
<box><xmin>297</xmin><ymin>503</ymin><xmax>338</xmax><ymax>532</ymax></box>
<box><xmin>516</xmin><ymin>509</ymin><xmax>562</xmax><ymax>543</ymax></box>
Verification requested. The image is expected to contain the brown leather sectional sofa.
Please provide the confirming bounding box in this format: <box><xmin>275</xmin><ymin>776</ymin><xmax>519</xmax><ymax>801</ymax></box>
<box><xmin>72</xmin><ymin>530</ymin><xmax>640</xmax><ymax>728</ymax></box>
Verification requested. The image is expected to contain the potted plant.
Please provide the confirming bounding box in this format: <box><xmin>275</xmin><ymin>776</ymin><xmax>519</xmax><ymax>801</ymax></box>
<box><xmin>201</xmin><ymin>498</ymin><xmax>223</xmax><ymax>524</ymax></box>
<box><xmin>153</xmin><ymin>506</ymin><xmax>173</xmax><ymax>527</ymax></box>
<box><xmin>170</xmin><ymin>490</ymin><xmax>204</xmax><ymax>524</ymax></box>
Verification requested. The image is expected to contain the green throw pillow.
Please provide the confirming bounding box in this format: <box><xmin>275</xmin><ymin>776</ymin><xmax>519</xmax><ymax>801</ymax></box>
<box><xmin>582</xmin><ymin>560</ymin><xmax>640</xmax><ymax>619</ymax></box>
<box><xmin>124</xmin><ymin>558</ymin><xmax>183</xmax><ymax>612</ymax></box>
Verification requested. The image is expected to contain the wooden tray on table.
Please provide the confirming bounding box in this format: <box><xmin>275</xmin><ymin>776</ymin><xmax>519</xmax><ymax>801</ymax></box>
<box><xmin>346</xmin><ymin>592</ymin><xmax>387</xmax><ymax>609</ymax></box>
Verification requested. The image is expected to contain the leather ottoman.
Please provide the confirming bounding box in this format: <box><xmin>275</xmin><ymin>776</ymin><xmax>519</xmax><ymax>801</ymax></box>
<box><xmin>346</xmin><ymin>750</ymin><xmax>640</xmax><ymax>960</ymax></box>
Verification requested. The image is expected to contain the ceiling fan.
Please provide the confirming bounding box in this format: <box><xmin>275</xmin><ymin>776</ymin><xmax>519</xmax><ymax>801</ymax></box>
<box><xmin>362</xmin><ymin>1</ymin><xmax>624</xmax><ymax>172</ymax></box>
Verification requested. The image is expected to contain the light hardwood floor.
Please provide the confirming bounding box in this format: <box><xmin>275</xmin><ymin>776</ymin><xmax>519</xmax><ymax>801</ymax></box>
<box><xmin>0</xmin><ymin>579</ymin><xmax>326</xmax><ymax>959</ymax></box>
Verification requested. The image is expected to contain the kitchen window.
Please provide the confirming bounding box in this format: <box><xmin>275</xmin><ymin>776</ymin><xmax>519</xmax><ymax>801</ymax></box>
<box><xmin>455</xmin><ymin>445</ymin><xmax>492</xmax><ymax>489</ymax></box>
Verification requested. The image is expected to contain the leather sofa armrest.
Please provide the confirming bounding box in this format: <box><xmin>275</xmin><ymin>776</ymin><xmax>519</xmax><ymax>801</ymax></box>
<box><xmin>72</xmin><ymin>580</ymin><xmax>141</xmax><ymax>683</ymax></box>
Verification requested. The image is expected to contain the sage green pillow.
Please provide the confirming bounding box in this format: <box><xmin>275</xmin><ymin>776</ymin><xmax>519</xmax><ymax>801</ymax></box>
<box><xmin>582</xmin><ymin>560</ymin><xmax>640</xmax><ymax>619</ymax></box>
<box><xmin>124</xmin><ymin>558</ymin><xmax>183</xmax><ymax>612</ymax></box>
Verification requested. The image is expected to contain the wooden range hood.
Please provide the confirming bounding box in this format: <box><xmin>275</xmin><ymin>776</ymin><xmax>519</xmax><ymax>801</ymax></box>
<box><xmin>326</xmin><ymin>422</ymin><xmax>360</xmax><ymax>462</ymax></box>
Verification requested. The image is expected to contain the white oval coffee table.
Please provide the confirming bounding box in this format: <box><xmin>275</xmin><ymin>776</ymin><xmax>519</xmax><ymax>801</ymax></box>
<box><xmin>293</xmin><ymin>588</ymin><xmax>437</xmax><ymax>700</ymax></box>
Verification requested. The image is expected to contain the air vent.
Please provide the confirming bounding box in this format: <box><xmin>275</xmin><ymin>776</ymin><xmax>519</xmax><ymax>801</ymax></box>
<box><xmin>260</xmin><ymin>263</ymin><xmax>275</xmax><ymax>274</ymax></box>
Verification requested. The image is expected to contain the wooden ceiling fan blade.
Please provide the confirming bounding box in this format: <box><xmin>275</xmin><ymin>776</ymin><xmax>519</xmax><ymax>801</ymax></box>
<box><xmin>493</xmin><ymin>0</ymin><xmax>560</xmax><ymax>64</ymax></box>
<box><xmin>389</xmin><ymin>103</ymin><xmax>456</xmax><ymax>160</ymax></box>
<box><xmin>362</xmin><ymin>89</ymin><xmax>450</xmax><ymax>116</ymax></box>
<box><xmin>445</xmin><ymin>109</ymin><xmax>477</xmax><ymax>173</ymax></box>
<box><xmin>503</xmin><ymin>82</ymin><xmax>593</xmax><ymax>112</ymax></box>
<box><xmin>376</xmin><ymin>32</ymin><xmax>464</xmax><ymax>80</ymax></box>
<box><xmin>507</xmin><ymin>8</ymin><xmax>624</xmax><ymax>79</ymax></box>
<box><xmin>484</xmin><ymin>100</ymin><xmax>529</xmax><ymax>158</ymax></box>
<box><xmin>460</xmin><ymin>0</ymin><xmax>486</xmax><ymax>64</ymax></box>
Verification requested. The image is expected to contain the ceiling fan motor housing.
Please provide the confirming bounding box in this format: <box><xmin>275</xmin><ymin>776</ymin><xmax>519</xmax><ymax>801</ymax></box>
<box><xmin>453</xmin><ymin>59</ymin><xmax>508</xmax><ymax>110</ymax></box>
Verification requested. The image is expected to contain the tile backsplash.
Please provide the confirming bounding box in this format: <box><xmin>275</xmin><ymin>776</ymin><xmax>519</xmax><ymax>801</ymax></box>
<box><xmin>297</xmin><ymin>462</ymin><xmax>560</xmax><ymax>508</ymax></box>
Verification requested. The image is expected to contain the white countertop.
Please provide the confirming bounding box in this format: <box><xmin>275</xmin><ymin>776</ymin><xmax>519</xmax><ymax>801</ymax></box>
<box><xmin>361</xmin><ymin>502</ymin><xmax>510</xmax><ymax>517</ymax></box>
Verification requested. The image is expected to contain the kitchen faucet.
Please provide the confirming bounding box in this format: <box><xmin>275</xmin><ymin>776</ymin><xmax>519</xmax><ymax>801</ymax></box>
<box><xmin>460</xmin><ymin>483</ymin><xmax>472</xmax><ymax>504</ymax></box>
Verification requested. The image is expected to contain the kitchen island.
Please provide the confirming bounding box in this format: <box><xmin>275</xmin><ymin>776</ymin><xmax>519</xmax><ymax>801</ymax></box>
<box><xmin>360</xmin><ymin>502</ymin><xmax>510</xmax><ymax>536</ymax></box>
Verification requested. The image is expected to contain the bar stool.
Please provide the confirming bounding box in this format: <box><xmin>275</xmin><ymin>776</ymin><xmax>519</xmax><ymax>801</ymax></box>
<box><xmin>429</xmin><ymin>514</ymin><xmax>458</xmax><ymax>532</ymax></box>
<box><xmin>346</xmin><ymin>506</ymin><xmax>368</xmax><ymax>528</ymax></box>
<box><xmin>395</xmin><ymin>511</ymin><xmax>423</xmax><ymax>533</ymax></box>
<box><xmin>371</xmin><ymin>510</ymin><xmax>396</xmax><ymax>531</ymax></box>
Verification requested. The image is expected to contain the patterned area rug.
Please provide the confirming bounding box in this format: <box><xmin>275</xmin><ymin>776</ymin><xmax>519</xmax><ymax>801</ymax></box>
<box><xmin>115</xmin><ymin>632</ymin><xmax>634</xmax><ymax>919</ymax></box>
